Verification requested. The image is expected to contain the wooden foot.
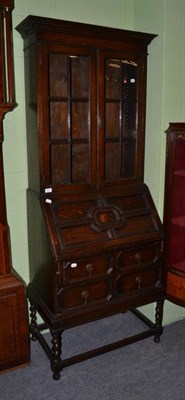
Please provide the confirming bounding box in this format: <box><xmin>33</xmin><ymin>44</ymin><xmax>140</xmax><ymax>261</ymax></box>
<box><xmin>154</xmin><ymin>299</ymin><xmax>164</xmax><ymax>343</ymax></box>
<box><xmin>51</xmin><ymin>331</ymin><xmax>62</xmax><ymax>380</ymax></box>
<box><xmin>0</xmin><ymin>273</ymin><xmax>30</xmax><ymax>373</ymax></box>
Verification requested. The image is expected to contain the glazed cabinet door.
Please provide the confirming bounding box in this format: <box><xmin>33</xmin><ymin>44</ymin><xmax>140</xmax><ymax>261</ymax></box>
<box><xmin>38</xmin><ymin>44</ymin><xmax>97</xmax><ymax>192</ymax></box>
<box><xmin>98</xmin><ymin>50</ymin><xmax>146</xmax><ymax>187</ymax></box>
<box><xmin>164</xmin><ymin>123</ymin><xmax>185</xmax><ymax>306</ymax></box>
<box><xmin>37</xmin><ymin>45</ymin><xmax>147</xmax><ymax>192</ymax></box>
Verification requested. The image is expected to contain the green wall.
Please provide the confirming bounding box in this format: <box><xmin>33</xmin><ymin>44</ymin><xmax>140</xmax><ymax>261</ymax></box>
<box><xmin>134</xmin><ymin>0</ymin><xmax>185</xmax><ymax>323</ymax></box>
<box><xmin>3</xmin><ymin>0</ymin><xmax>185</xmax><ymax>325</ymax></box>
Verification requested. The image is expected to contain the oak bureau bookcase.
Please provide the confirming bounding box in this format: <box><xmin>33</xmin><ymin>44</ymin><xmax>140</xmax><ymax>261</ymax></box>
<box><xmin>16</xmin><ymin>16</ymin><xmax>165</xmax><ymax>380</ymax></box>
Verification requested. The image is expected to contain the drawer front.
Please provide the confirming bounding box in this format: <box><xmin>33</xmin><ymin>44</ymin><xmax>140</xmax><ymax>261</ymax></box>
<box><xmin>117</xmin><ymin>242</ymin><xmax>162</xmax><ymax>272</ymax></box>
<box><xmin>116</xmin><ymin>267</ymin><xmax>161</xmax><ymax>295</ymax></box>
<box><xmin>58</xmin><ymin>280</ymin><xmax>111</xmax><ymax>309</ymax></box>
<box><xmin>63</xmin><ymin>254</ymin><xmax>112</xmax><ymax>284</ymax></box>
<box><xmin>167</xmin><ymin>271</ymin><xmax>185</xmax><ymax>302</ymax></box>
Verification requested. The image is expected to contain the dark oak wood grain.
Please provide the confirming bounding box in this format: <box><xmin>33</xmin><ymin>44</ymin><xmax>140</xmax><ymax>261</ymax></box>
<box><xmin>16</xmin><ymin>16</ymin><xmax>165</xmax><ymax>380</ymax></box>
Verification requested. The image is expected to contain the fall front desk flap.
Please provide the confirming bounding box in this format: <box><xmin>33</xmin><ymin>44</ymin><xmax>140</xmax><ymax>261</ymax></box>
<box><xmin>38</xmin><ymin>183</ymin><xmax>164</xmax><ymax>259</ymax></box>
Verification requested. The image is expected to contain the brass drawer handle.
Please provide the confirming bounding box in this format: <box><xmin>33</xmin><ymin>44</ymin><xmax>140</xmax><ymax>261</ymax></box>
<box><xmin>135</xmin><ymin>253</ymin><xmax>142</xmax><ymax>266</ymax></box>
<box><xmin>86</xmin><ymin>263</ymin><xmax>93</xmax><ymax>278</ymax></box>
<box><xmin>136</xmin><ymin>276</ymin><xmax>142</xmax><ymax>289</ymax></box>
<box><xmin>81</xmin><ymin>290</ymin><xmax>89</xmax><ymax>304</ymax></box>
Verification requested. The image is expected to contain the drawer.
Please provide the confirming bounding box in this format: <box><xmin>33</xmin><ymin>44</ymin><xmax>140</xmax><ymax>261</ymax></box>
<box><xmin>116</xmin><ymin>267</ymin><xmax>161</xmax><ymax>295</ymax></box>
<box><xmin>167</xmin><ymin>271</ymin><xmax>185</xmax><ymax>302</ymax></box>
<box><xmin>58</xmin><ymin>280</ymin><xmax>111</xmax><ymax>309</ymax></box>
<box><xmin>63</xmin><ymin>254</ymin><xmax>112</xmax><ymax>284</ymax></box>
<box><xmin>117</xmin><ymin>242</ymin><xmax>162</xmax><ymax>271</ymax></box>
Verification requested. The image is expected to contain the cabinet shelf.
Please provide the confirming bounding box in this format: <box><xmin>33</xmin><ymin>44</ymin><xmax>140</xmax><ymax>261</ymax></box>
<box><xmin>172</xmin><ymin>216</ymin><xmax>185</xmax><ymax>227</ymax></box>
<box><xmin>174</xmin><ymin>170</ymin><xmax>185</xmax><ymax>177</ymax></box>
<box><xmin>171</xmin><ymin>261</ymin><xmax>185</xmax><ymax>275</ymax></box>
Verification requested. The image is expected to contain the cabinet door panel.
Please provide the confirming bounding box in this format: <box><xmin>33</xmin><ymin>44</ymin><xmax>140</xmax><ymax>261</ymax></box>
<box><xmin>122</xmin><ymin>102</ymin><xmax>137</xmax><ymax>137</ymax></box>
<box><xmin>50</xmin><ymin>102</ymin><xmax>68</xmax><ymax>139</ymax></box>
<box><xmin>49</xmin><ymin>53</ymin><xmax>68</xmax><ymax>97</ymax></box>
<box><xmin>122</xmin><ymin>62</ymin><xmax>137</xmax><ymax>102</ymax></box>
<box><xmin>51</xmin><ymin>144</ymin><xmax>70</xmax><ymax>185</ymax></box>
<box><xmin>71</xmin><ymin>56</ymin><xmax>89</xmax><ymax>97</ymax></box>
<box><xmin>105</xmin><ymin>102</ymin><xmax>120</xmax><ymax>138</ymax></box>
<box><xmin>72</xmin><ymin>102</ymin><xmax>89</xmax><ymax>139</ymax></box>
<box><xmin>99</xmin><ymin>51</ymin><xmax>145</xmax><ymax>187</ymax></box>
<box><xmin>42</xmin><ymin>45</ymin><xmax>97</xmax><ymax>190</ymax></box>
<box><xmin>72</xmin><ymin>143</ymin><xmax>89</xmax><ymax>183</ymax></box>
<box><xmin>105</xmin><ymin>142</ymin><xmax>121</xmax><ymax>180</ymax></box>
<box><xmin>105</xmin><ymin>59</ymin><xmax>122</xmax><ymax>99</ymax></box>
<box><xmin>122</xmin><ymin>140</ymin><xmax>136</xmax><ymax>178</ymax></box>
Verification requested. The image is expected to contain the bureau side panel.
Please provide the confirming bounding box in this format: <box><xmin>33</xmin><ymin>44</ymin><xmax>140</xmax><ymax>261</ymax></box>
<box><xmin>27</xmin><ymin>190</ymin><xmax>54</xmax><ymax>310</ymax></box>
<box><xmin>0</xmin><ymin>275</ymin><xmax>30</xmax><ymax>372</ymax></box>
<box><xmin>24</xmin><ymin>44</ymin><xmax>40</xmax><ymax>192</ymax></box>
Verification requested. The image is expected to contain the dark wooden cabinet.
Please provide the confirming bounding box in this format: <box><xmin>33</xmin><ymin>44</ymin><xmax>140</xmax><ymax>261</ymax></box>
<box><xmin>0</xmin><ymin>274</ymin><xmax>30</xmax><ymax>372</ymax></box>
<box><xmin>0</xmin><ymin>1</ymin><xmax>30</xmax><ymax>373</ymax></box>
<box><xmin>164</xmin><ymin>123</ymin><xmax>185</xmax><ymax>306</ymax></box>
<box><xmin>16</xmin><ymin>16</ymin><xmax>165</xmax><ymax>379</ymax></box>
